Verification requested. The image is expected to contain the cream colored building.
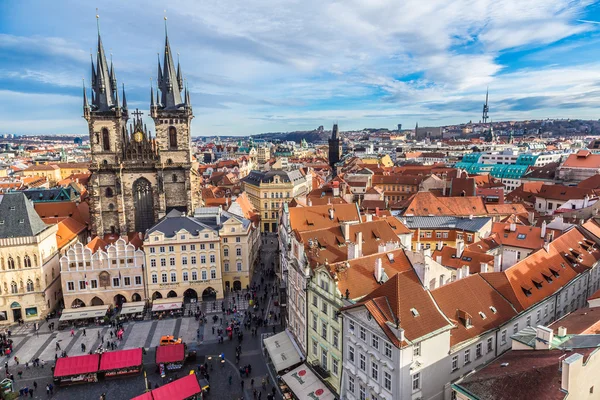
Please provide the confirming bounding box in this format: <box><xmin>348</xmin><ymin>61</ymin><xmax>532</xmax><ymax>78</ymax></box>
<box><xmin>144</xmin><ymin>207</ymin><xmax>259</xmax><ymax>301</ymax></box>
<box><xmin>257</xmin><ymin>146</ymin><xmax>271</xmax><ymax>164</ymax></box>
<box><xmin>242</xmin><ymin>170</ymin><xmax>312</xmax><ymax>233</ymax></box>
<box><xmin>23</xmin><ymin>164</ymin><xmax>62</xmax><ymax>184</ymax></box>
<box><xmin>59</xmin><ymin>237</ymin><xmax>146</xmax><ymax>308</ymax></box>
<box><xmin>0</xmin><ymin>193</ymin><xmax>62</xmax><ymax>324</ymax></box>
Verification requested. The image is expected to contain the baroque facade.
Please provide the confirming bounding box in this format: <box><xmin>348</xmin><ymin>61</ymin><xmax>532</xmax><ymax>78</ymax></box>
<box><xmin>84</xmin><ymin>27</ymin><xmax>199</xmax><ymax>237</ymax></box>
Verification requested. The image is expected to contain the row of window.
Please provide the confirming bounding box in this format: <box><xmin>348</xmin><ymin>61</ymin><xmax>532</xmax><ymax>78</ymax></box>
<box><xmin>150</xmin><ymin>254</ymin><xmax>219</xmax><ymax>267</ymax></box>
<box><xmin>263</xmin><ymin>192</ymin><xmax>290</xmax><ymax>199</ymax></box>
<box><xmin>150</xmin><ymin>269</ymin><xmax>217</xmax><ymax>283</ymax></box>
<box><xmin>311</xmin><ymin>340</ymin><xmax>339</xmax><ymax>376</ymax></box>
<box><xmin>66</xmin><ymin>276</ymin><xmax>143</xmax><ymax>291</ymax></box>
<box><xmin>347</xmin><ymin>347</ymin><xmax>394</xmax><ymax>394</ymax></box>
<box><xmin>1</xmin><ymin>255</ymin><xmax>36</xmax><ymax>270</ymax></box>
<box><xmin>348</xmin><ymin>320</ymin><xmax>394</xmax><ymax>358</ymax></box>
<box><xmin>5</xmin><ymin>279</ymin><xmax>36</xmax><ymax>294</ymax></box>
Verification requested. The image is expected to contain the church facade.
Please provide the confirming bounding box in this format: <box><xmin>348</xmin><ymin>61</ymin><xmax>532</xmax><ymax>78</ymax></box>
<box><xmin>84</xmin><ymin>28</ymin><xmax>200</xmax><ymax>236</ymax></box>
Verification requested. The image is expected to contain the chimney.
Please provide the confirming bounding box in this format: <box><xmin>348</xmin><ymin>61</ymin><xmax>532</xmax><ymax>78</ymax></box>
<box><xmin>462</xmin><ymin>265</ymin><xmax>470</xmax><ymax>277</ymax></box>
<box><xmin>416</xmin><ymin>242</ymin><xmax>422</xmax><ymax>251</ymax></box>
<box><xmin>366</xmin><ymin>214</ymin><xmax>373</xmax><ymax>222</ymax></box>
<box><xmin>541</xmin><ymin>220</ymin><xmax>547</xmax><ymax>239</ymax></box>
<box><xmin>423</xmin><ymin>247</ymin><xmax>432</xmax><ymax>258</ymax></box>
<box><xmin>510</xmin><ymin>223</ymin><xmax>516</xmax><ymax>232</ymax></box>
<box><xmin>480</xmin><ymin>262</ymin><xmax>489</xmax><ymax>273</ymax></box>
<box><xmin>534</xmin><ymin>325</ymin><xmax>554</xmax><ymax>350</ymax></box>
<box><xmin>378</xmin><ymin>242</ymin><xmax>386</xmax><ymax>253</ymax></box>
<box><xmin>528</xmin><ymin>211</ymin><xmax>535</xmax><ymax>225</ymax></box>
<box><xmin>307</xmin><ymin>198</ymin><xmax>312</xmax><ymax>207</ymax></box>
<box><xmin>436</xmin><ymin>256</ymin><xmax>443</xmax><ymax>264</ymax></box>
<box><xmin>343</xmin><ymin>223</ymin><xmax>350</xmax><ymax>241</ymax></box>
<box><xmin>374</xmin><ymin>258</ymin><xmax>383</xmax><ymax>282</ymax></box>
<box><xmin>356</xmin><ymin>231</ymin><xmax>363</xmax><ymax>258</ymax></box>
<box><xmin>456</xmin><ymin>240</ymin><xmax>464</xmax><ymax>258</ymax></box>
<box><xmin>329</xmin><ymin>207</ymin><xmax>334</xmax><ymax>220</ymax></box>
<box><xmin>584</xmin><ymin>194</ymin><xmax>590</xmax><ymax>208</ymax></box>
<box><xmin>436</xmin><ymin>241</ymin><xmax>443</xmax><ymax>250</ymax></box>
<box><xmin>333</xmin><ymin>185</ymin><xmax>339</xmax><ymax>197</ymax></box>
<box><xmin>494</xmin><ymin>254</ymin><xmax>502</xmax><ymax>272</ymax></box>
<box><xmin>561</xmin><ymin>353</ymin><xmax>584</xmax><ymax>393</ymax></box>
<box><xmin>375</xmin><ymin>207</ymin><xmax>380</xmax><ymax>216</ymax></box>
<box><xmin>557</xmin><ymin>326</ymin><xmax>567</xmax><ymax>337</ymax></box>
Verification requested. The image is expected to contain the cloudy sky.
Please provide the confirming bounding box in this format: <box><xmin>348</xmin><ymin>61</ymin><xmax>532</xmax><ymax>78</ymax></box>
<box><xmin>1</xmin><ymin>0</ymin><xmax>600</xmax><ymax>136</ymax></box>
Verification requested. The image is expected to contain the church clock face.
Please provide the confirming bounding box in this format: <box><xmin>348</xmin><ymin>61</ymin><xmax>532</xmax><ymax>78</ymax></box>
<box><xmin>133</xmin><ymin>131</ymin><xmax>143</xmax><ymax>142</ymax></box>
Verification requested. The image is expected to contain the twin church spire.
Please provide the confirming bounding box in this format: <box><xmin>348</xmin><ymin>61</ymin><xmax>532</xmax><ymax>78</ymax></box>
<box><xmin>84</xmin><ymin>15</ymin><xmax>190</xmax><ymax>116</ymax></box>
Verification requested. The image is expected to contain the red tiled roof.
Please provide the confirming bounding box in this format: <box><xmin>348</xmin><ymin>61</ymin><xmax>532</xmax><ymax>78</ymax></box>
<box><xmin>432</xmin><ymin>274</ymin><xmax>518</xmax><ymax>347</ymax></box>
<box><xmin>289</xmin><ymin>204</ymin><xmax>360</xmax><ymax>232</ymax></box>
<box><xmin>344</xmin><ymin>268</ymin><xmax>451</xmax><ymax>346</ymax></box>
<box><xmin>561</xmin><ymin>150</ymin><xmax>600</xmax><ymax>168</ymax></box>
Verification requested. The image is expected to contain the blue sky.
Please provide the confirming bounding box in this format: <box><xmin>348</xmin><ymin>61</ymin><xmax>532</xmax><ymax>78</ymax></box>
<box><xmin>1</xmin><ymin>0</ymin><xmax>600</xmax><ymax>136</ymax></box>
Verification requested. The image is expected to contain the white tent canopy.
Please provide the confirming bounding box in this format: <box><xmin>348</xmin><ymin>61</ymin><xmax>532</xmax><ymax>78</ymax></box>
<box><xmin>281</xmin><ymin>364</ymin><xmax>336</xmax><ymax>400</ymax></box>
<box><xmin>59</xmin><ymin>305</ymin><xmax>110</xmax><ymax>322</ymax></box>
<box><xmin>119</xmin><ymin>301</ymin><xmax>145</xmax><ymax>315</ymax></box>
<box><xmin>263</xmin><ymin>330</ymin><xmax>302</xmax><ymax>372</ymax></box>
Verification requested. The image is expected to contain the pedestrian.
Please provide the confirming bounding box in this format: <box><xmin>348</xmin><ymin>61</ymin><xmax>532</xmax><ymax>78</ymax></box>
<box><xmin>55</xmin><ymin>342</ymin><xmax>60</xmax><ymax>351</ymax></box>
<box><xmin>83</xmin><ymin>329</ymin><xmax>86</xmax><ymax>337</ymax></box>
<box><xmin>45</xmin><ymin>384</ymin><xmax>50</xmax><ymax>397</ymax></box>
<box><xmin>228</xmin><ymin>375</ymin><xmax>232</xmax><ymax>386</ymax></box>
<box><xmin>29</xmin><ymin>388</ymin><xmax>33</xmax><ymax>398</ymax></box>
<box><xmin>17</xmin><ymin>370</ymin><xmax>22</xmax><ymax>379</ymax></box>
<box><xmin>97</xmin><ymin>331</ymin><xmax>100</xmax><ymax>339</ymax></box>
<box><xmin>272</xmin><ymin>386</ymin><xmax>276</xmax><ymax>397</ymax></box>
<box><xmin>251</xmin><ymin>378</ymin><xmax>255</xmax><ymax>387</ymax></box>
<box><xmin>241</xmin><ymin>380</ymin><xmax>245</xmax><ymax>390</ymax></box>
<box><xmin>33</xmin><ymin>381</ymin><xmax>37</xmax><ymax>390</ymax></box>
<box><xmin>70</xmin><ymin>329</ymin><xmax>74</xmax><ymax>337</ymax></box>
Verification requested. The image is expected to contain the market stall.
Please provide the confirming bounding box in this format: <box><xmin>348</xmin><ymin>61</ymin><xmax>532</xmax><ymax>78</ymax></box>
<box><xmin>280</xmin><ymin>364</ymin><xmax>336</xmax><ymax>400</ymax></box>
<box><xmin>155</xmin><ymin>343</ymin><xmax>186</xmax><ymax>376</ymax></box>
<box><xmin>263</xmin><ymin>329</ymin><xmax>303</xmax><ymax>373</ymax></box>
<box><xmin>151</xmin><ymin>297</ymin><xmax>183</xmax><ymax>319</ymax></box>
<box><xmin>58</xmin><ymin>305</ymin><xmax>110</xmax><ymax>330</ymax></box>
<box><xmin>99</xmin><ymin>348</ymin><xmax>143</xmax><ymax>378</ymax></box>
<box><xmin>53</xmin><ymin>354</ymin><xmax>100</xmax><ymax>385</ymax></box>
<box><xmin>118</xmin><ymin>301</ymin><xmax>146</xmax><ymax>321</ymax></box>
<box><xmin>131</xmin><ymin>374</ymin><xmax>201</xmax><ymax>400</ymax></box>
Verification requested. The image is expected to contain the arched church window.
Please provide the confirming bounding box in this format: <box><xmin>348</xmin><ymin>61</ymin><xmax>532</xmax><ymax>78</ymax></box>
<box><xmin>103</xmin><ymin>160</ymin><xmax>108</xmax><ymax>166</ymax></box>
<box><xmin>26</xmin><ymin>280</ymin><xmax>34</xmax><ymax>292</ymax></box>
<box><xmin>167</xmin><ymin>159</ymin><xmax>173</xmax><ymax>165</ymax></box>
<box><xmin>108</xmin><ymin>203</ymin><xmax>115</xmax><ymax>211</ymax></box>
<box><xmin>102</xmin><ymin>128</ymin><xmax>110</xmax><ymax>151</ymax></box>
<box><xmin>105</xmin><ymin>187</ymin><xmax>114</xmax><ymax>198</ymax></box>
<box><xmin>24</xmin><ymin>256</ymin><xmax>31</xmax><ymax>268</ymax></box>
<box><xmin>172</xmin><ymin>174</ymin><xmax>177</xmax><ymax>183</ymax></box>
<box><xmin>10</xmin><ymin>281</ymin><xmax>17</xmax><ymax>294</ymax></box>
<box><xmin>168</xmin><ymin>127</ymin><xmax>177</xmax><ymax>149</ymax></box>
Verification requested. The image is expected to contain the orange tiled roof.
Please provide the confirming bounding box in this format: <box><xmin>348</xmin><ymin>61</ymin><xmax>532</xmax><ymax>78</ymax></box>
<box><xmin>432</xmin><ymin>274</ymin><xmax>518</xmax><ymax>347</ymax></box>
<box><xmin>561</xmin><ymin>150</ymin><xmax>600</xmax><ymax>168</ymax></box>
<box><xmin>485</xmin><ymin>203</ymin><xmax>528</xmax><ymax>216</ymax></box>
<box><xmin>299</xmin><ymin>220</ymin><xmax>398</xmax><ymax>266</ymax></box>
<box><xmin>432</xmin><ymin>246</ymin><xmax>494</xmax><ymax>273</ymax></box>
<box><xmin>86</xmin><ymin>236</ymin><xmax>109</xmax><ymax>253</ymax></box>
<box><xmin>535</xmin><ymin>184</ymin><xmax>596</xmax><ymax>201</ymax></box>
<box><xmin>55</xmin><ymin>217</ymin><xmax>86</xmax><ymax>249</ymax></box>
<box><xmin>549</xmin><ymin>306</ymin><xmax>600</xmax><ymax>335</ymax></box>
<box><xmin>490</xmin><ymin>222</ymin><xmax>545</xmax><ymax>250</ymax></box>
<box><xmin>344</xmin><ymin>266</ymin><xmax>452</xmax><ymax>346</ymax></box>
<box><xmin>288</xmin><ymin>204</ymin><xmax>360</xmax><ymax>232</ymax></box>
<box><xmin>34</xmin><ymin>201</ymin><xmax>90</xmax><ymax>227</ymax></box>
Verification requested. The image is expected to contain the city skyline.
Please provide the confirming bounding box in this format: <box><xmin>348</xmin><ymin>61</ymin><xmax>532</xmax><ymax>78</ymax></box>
<box><xmin>2</xmin><ymin>1</ymin><xmax>600</xmax><ymax>136</ymax></box>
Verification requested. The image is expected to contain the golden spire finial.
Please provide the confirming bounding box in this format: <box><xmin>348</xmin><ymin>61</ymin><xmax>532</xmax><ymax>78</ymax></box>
<box><xmin>96</xmin><ymin>8</ymin><xmax>100</xmax><ymax>35</ymax></box>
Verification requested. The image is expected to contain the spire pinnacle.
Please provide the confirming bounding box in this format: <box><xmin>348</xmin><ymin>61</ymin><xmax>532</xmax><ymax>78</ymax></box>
<box><xmin>164</xmin><ymin>11</ymin><xmax>168</xmax><ymax>37</ymax></box>
<box><xmin>83</xmin><ymin>78</ymin><xmax>89</xmax><ymax>110</ymax></box>
<box><xmin>122</xmin><ymin>83</ymin><xmax>128</xmax><ymax>110</ymax></box>
<box><xmin>150</xmin><ymin>78</ymin><xmax>155</xmax><ymax>107</ymax></box>
<box><xmin>96</xmin><ymin>9</ymin><xmax>100</xmax><ymax>35</ymax></box>
<box><xmin>114</xmin><ymin>78</ymin><xmax>120</xmax><ymax>109</ymax></box>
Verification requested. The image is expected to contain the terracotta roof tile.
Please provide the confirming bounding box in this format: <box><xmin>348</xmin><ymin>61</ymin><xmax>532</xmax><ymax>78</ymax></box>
<box><xmin>289</xmin><ymin>204</ymin><xmax>360</xmax><ymax>232</ymax></box>
<box><xmin>55</xmin><ymin>217</ymin><xmax>86</xmax><ymax>249</ymax></box>
<box><xmin>432</xmin><ymin>274</ymin><xmax>518</xmax><ymax>347</ymax></box>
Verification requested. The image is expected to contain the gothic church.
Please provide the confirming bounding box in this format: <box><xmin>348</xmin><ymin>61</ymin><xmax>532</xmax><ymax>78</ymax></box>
<box><xmin>84</xmin><ymin>26</ymin><xmax>199</xmax><ymax>236</ymax></box>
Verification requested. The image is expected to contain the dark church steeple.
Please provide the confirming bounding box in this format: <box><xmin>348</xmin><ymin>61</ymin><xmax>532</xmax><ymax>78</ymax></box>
<box><xmin>90</xmin><ymin>15</ymin><xmax>117</xmax><ymax>113</ymax></box>
<box><xmin>156</xmin><ymin>17</ymin><xmax>183</xmax><ymax>110</ymax></box>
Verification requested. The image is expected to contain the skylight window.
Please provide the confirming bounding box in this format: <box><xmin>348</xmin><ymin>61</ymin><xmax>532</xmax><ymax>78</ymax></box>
<box><xmin>479</xmin><ymin>312</ymin><xmax>487</xmax><ymax>319</ymax></box>
<box><xmin>410</xmin><ymin>308</ymin><xmax>419</xmax><ymax>317</ymax></box>
<box><xmin>517</xmin><ymin>234</ymin><xmax>526</xmax><ymax>240</ymax></box>
<box><xmin>489</xmin><ymin>306</ymin><xmax>497</xmax><ymax>314</ymax></box>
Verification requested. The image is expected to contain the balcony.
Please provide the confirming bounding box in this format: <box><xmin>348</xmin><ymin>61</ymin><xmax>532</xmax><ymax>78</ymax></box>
<box><xmin>310</xmin><ymin>360</ymin><xmax>330</xmax><ymax>379</ymax></box>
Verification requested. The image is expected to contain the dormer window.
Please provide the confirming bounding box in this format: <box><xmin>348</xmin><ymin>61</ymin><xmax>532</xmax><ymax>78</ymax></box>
<box><xmin>410</xmin><ymin>308</ymin><xmax>419</xmax><ymax>317</ymax></box>
<box><xmin>489</xmin><ymin>306</ymin><xmax>497</xmax><ymax>314</ymax></box>
<box><xmin>479</xmin><ymin>312</ymin><xmax>487</xmax><ymax>320</ymax></box>
<box><xmin>517</xmin><ymin>234</ymin><xmax>526</xmax><ymax>240</ymax></box>
<box><xmin>532</xmin><ymin>279</ymin><xmax>543</xmax><ymax>289</ymax></box>
<box><xmin>9</xmin><ymin>207</ymin><xmax>15</xmax><ymax>211</ymax></box>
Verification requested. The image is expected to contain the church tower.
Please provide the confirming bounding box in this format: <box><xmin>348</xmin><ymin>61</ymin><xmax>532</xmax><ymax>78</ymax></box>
<box><xmin>85</xmin><ymin>17</ymin><xmax>199</xmax><ymax>237</ymax></box>
<box><xmin>85</xmin><ymin>19</ymin><xmax>129</xmax><ymax>237</ymax></box>
<box><xmin>150</xmin><ymin>21</ymin><xmax>195</xmax><ymax>215</ymax></box>
<box><xmin>328</xmin><ymin>123</ymin><xmax>342</xmax><ymax>169</ymax></box>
